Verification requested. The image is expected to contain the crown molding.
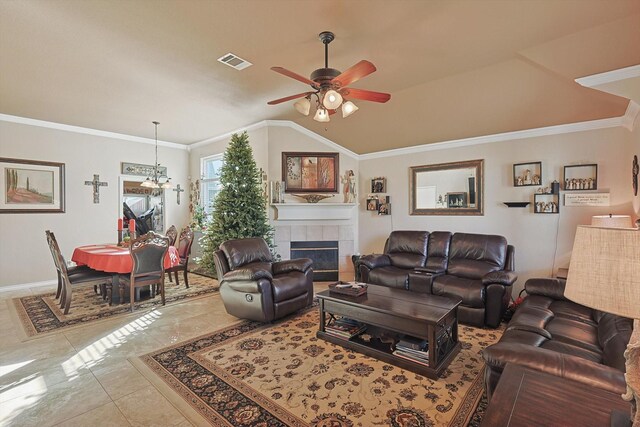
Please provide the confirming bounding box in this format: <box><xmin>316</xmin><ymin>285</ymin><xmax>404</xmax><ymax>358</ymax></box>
<box><xmin>189</xmin><ymin>120</ymin><xmax>359</xmax><ymax>159</ymax></box>
<box><xmin>575</xmin><ymin>65</ymin><xmax>640</xmax><ymax>88</ymax></box>
<box><xmin>359</xmin><ymin>116</ymin><xmax>625</xmax><ymax>160</ymax></box>
<box><xmin>0</xmin><ymin>114</ymin><xmax>188</xmax><ymax>150</ymax></box>
<box><xmin>621</xmin><ymin>100</ymin><xmax>640</xmax><ymax>132</ymax></box>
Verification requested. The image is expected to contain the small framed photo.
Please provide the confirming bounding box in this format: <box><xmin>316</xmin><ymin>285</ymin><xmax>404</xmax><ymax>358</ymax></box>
<box><xmin>563</xmin><ymin>164</ymin><xmax>597</xmax><ymax>191</ymax></box>
<box><xmin>0</xmin><ymin>157</ymin><xmax>65</xmax><ymax>213</ymax></box>
<box><xmin>378</xmin><ymin>202</ymin><xmax>390</xmax><ymax>215</ymax></box>
<box><xmin>446</xmin><ymin>192</ymin><xmax>467</xmax><ymax>208</ymax></box>
<box><xmin>371</xmin><ymin>177</ymin><xmax>386</xmax><ymax>193</ymax></box>
<box><xmin>513</xmin><ymin>162</ymin><xmax>542</xmax><ymax>187</ymax></box>
<box><xmin>366</xmin><ymin>197</ymin><xmax>379</xmax><ymax>211</ymax></box>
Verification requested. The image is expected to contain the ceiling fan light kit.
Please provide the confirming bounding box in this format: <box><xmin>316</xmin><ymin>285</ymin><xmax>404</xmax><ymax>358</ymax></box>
<box><xmin>268</xmin><ymin>31</ymin><xmax>390</xmax><ymax>122</ymax></box>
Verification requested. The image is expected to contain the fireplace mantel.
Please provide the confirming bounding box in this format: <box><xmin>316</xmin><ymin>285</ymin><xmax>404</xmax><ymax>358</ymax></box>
<box><xmin>271</xmin><ymin>203</ymin><xmax>356</xmax><ymax>221</ymax></box>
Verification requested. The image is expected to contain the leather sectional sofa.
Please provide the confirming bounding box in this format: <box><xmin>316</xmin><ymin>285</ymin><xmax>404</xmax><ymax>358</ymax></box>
<box><xmin>482</xmin><ymin>278</ymin><xmax>632</xmax><ymax>400</ymax></box>
<box><xmin>358</xmin><ymin>230</ymin><xmax>517</xmax><ymax>328</ymax></box>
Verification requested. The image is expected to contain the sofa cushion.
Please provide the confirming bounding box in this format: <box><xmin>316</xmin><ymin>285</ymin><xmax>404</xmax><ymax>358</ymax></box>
<box><xmin>368</xmin><ymin>266</ymin><xmax>410</xmax><ymax>289</ymax></box>
<box><xmin>424</xmin><ymin>231</ymin><xmax>451</xmax><ymax>273</ymax></box>
<box><xmin>546</xmin><ymin>316</ymin><xmax>601</xmax><ymax>354</ymax></box>
<box><xmin>432</xmin><ymin>275</ymin><xmax>484</xmax><ymax>307</ymax></box>
<box><xmin>221</xmin><ymin>238</ymin><xmax>273</xmax><ymax>270</ymax></box>
<box><xmin>447</xmin><ymin>233</ymin><xmax>507</xmax><ymax>279</ymax></box>
<box><xmin>548</xmin><ymin>300</ymin><xmax>596</xmax><ymax>326</ymax></box>
<box><xmin>540</xmin><ymin>340</ymin><xmax>602</xmax><ymax>364</ymax></box>
<box><xmin>386</xmin><ymin>230</ymin><xmax>429</xmax><ymax>269</ymax></box>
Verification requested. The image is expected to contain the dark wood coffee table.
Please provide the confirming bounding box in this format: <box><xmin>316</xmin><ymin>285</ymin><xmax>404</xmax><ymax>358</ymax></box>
<box><xmin>316</xmin><ymin>284</ymin><xmax>461</xmax><ymax>379</ymax></box>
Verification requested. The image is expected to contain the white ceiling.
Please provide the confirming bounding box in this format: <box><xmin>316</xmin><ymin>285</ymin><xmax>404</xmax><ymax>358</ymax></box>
<box><xmin>1</xmin><ymin>0</ymin><xmax>639</xmax><ymax>154</ymax></box>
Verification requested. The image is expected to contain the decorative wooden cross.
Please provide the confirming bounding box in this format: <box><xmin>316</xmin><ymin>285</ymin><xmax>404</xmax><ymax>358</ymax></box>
<box><xmin>173</xmin><ymin>184</ymin><xmax>185</xmax><ymax>205</ymax></box>
<box><xmin>84</xmin><ymin>174</ymin><xmax>108</xmax><ymax>203</ymax></box>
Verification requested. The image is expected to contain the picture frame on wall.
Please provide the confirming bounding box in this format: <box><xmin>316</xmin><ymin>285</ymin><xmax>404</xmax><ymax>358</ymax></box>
<box><xmin>446</xmin><ymin>192</ymin><xmax>467</xmax><ymax>208</ymax></box>
<box><xmin>371</xmin><ymin>177</ymin><xmax>386</xmax><ymax>193</ymax></box>
<box><xmin>563</xmin><ymin>164</ymin><xmax>597</xmax><ymax>191</ymax></box>
<box><xmin>0</xmin><ymin>157</ymin><xmax>65</xmax><ymax>213</ymax></box>
<box><xmin>513</xmin><ymin>162</ymin><xmax>542</xmax><ymax>187</ymax></box>
<box><xmin>366</xmin><ymin>197</ymin><xmax>379</xmax><ymax>211</ymax></box>
<box><xmin>282</xmin><ymin>152</ymin><xmax>339</xmax><ymax>193</ymax></box>
<box><xmin>378</xmin><ymin>201</ymin><xmax>390</xmax><ymax>215</ymax></box>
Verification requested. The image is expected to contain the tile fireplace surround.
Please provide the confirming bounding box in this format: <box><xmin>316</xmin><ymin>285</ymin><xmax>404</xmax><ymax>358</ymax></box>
<box><xmin>274</xmin><ymin>224</ymin><xmax>355</xmax><ymax>281</ymax></box>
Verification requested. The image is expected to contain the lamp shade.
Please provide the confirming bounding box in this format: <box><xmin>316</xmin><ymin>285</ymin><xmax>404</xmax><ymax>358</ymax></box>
<box><xmin>565</xmin><ymin>226</ymin><xmax>640</xmax><ymax>319</ymax></box>
<box><xmin>591</xmin><ymin>214</ymin><xmax>632</xmax><ymax>228</ymax></box>
<box><xmin>342</xmin><ymin>101</ymin><xmax>359</xmax><ymax>118</ymax></box>
<box><xmin>294</xmin><ymin>97</ymin><xmax>311</xmax><ymax>116</ymax></box>
<box><xmin>313</xmin><ymin>108</ymin><xmax>330</xmax><ymax>123</ymax></box>
<box><xmin>322</xmin><ymin>90</ymin><xmax>343</xmax><ymax>110</ymax></box>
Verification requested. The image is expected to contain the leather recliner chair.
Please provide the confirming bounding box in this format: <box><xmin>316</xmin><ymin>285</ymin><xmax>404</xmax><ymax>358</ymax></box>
<box><xmin>213</xmin><ymin>237</ymin><xmax>314</xmax><ymax>322</ymax></box>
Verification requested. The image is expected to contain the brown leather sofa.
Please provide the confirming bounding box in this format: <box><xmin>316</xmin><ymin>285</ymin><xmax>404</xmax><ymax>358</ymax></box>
<box><xmin>482</xmin><ymin>278</ymin><xmax>632</xmax><ymax>400</ymax></box>
<box><xmin>358</xmin><ymin>230</ymin><xmax>516</xmax><ymax>328</ymax></box>
<box><xmin>213</xmin><ymin>238</ymin><xmax>313</xmax><ymax>322</ymax></box>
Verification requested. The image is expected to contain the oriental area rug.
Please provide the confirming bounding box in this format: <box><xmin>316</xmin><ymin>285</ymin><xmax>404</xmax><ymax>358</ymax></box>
<box><xmin>12</xmin><ymin>273</ymin><xmax>218</xmax><ymax>338</ymax></box>
<box><xmin>135</xmin><ymin>308</ymin><xmax>501</xmax><ymax>426</ymax></box>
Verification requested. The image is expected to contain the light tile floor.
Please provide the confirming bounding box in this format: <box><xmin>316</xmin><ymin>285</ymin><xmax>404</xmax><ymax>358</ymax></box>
<box><xmin>0</xmin><ymin>283</ymin><xmax>329</xmax><ymax>426</ymax></box>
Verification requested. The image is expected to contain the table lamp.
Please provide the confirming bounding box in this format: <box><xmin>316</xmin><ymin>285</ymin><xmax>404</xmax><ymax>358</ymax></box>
<box><xmin>565</xmin><ymin>226</ymin><xmax>640</xmax><ymax>426</ymax></box>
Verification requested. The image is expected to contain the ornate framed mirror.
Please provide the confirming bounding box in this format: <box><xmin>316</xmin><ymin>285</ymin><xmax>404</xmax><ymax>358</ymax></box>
<box><xmin>410</xmin><ymin>159</ymin><xmax>484</xmax><ymax>216</ymax></box>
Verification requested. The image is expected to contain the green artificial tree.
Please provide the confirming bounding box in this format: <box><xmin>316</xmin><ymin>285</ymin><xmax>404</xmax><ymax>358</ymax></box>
<box><xmin>199</xmin><ymin>131</ymin><xmax>276</xmax><ymax>277</ymax></box>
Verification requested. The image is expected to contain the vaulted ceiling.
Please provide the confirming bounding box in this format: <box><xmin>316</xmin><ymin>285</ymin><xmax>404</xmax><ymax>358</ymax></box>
<box><xmin>1</xmin><ymin>0</ymin><xmax>638</xmax><ymax>154</ymax></box>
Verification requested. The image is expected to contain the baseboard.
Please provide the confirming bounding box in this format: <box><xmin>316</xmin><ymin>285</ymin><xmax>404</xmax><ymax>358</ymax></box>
<box><xmin>0</xmin><ymin>279</ymin><xmax>57</xmax><ymax>293</ymax></box>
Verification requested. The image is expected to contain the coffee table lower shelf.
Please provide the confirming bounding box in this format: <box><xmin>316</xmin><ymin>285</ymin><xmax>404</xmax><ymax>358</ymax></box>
<box><xmin>317</xmin><ymin>330</ymin><xmax>461</xmax><ymax>379</ymax></box>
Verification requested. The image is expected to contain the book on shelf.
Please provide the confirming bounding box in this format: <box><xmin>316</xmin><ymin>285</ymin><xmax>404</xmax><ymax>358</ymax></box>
<box><xmin>394</xmin><ymin>346</ymin><xmax>429</xmax><ymax>360</ymax></box>
<box><xmin>392</xmin><ymin>349</ymin><xmax>430</xmax><ymax>366</ymax></box>
<box><xmin>325</xmin><ymin>317</ymin><xmax>366</xmax><ymax>339</ymax></box>
<box><xmin>397</xmin><ymin>335</ymin><xmax>428</xmax><ymax>351</ymax></box>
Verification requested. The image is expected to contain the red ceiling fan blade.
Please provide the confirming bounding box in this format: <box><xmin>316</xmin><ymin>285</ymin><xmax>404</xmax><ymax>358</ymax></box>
<box><xmin>342</xmin><ymin>88</ymin><xmax>391</xmax><ymax>103</ymax></box>
<box><xmin>267</xmin><ymin>92</ymin><xmax>312</xmax><ymax>105</ymax></box>
<box><xmin>332</xmin><ymin>60</ymin><xmax>376</xmax><ymax>87</ymax></box>
<box><xmin>271</xmin><ymin>67</ymin><xmax>319</xmax><ymax>88</ymax></box>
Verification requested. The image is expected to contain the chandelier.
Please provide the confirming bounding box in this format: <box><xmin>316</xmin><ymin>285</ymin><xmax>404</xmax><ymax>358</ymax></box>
<box><xmin>141</xmin><ymin>121</ymin><xmax>172</xmax><ymax>189</ymax></box>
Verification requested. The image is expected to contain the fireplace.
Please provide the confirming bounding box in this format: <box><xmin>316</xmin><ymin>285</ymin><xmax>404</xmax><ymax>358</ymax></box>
<box><xmin>290</xmin><ymin>241</ymin><xmax>338</xmax><ymax>281</ymax></box>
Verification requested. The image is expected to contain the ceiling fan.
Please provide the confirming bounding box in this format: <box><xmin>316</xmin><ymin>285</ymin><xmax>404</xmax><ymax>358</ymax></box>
<box><xmin>267</xmin><ymin>31</ymin><xmax>391</xmax><ymax>122</ymax></box>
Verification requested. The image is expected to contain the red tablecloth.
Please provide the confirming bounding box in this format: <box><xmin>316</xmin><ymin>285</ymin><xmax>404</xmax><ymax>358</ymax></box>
<box><xmin>72</xmin><ymin>244</ymin><xmax>179</xmax><ymax>274</ymax></box>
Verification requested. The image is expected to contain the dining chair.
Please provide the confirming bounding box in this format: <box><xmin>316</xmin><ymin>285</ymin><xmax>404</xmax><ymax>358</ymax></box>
<box><xmin>164</xmin><ymin>225</ymin><xmax>178</xmax><ymax>282</ymax></box>
<box><xmin>119</xmin><ymin>232</ymin><xmax>169</xmax><ymax>312</ymax></box>
<box><xmin>46</xmin><ymin>231</ymin><xmax>113</xmax><ymax>314</ymax></box>
<box><xmin>165</xmin><ymin>226</ymin><xmax>194</xmax><ymax>288</ymax></box>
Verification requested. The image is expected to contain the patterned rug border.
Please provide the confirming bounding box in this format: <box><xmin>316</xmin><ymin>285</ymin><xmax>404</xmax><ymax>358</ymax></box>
<box><xmin>135</xmin><ymin>307</ymin><xmax>493</xmax><ymax>427</ymax></box>
<box><xmin>11</xmin><ymin>279</ymin><xmax>220</xmax><ymax>341</ymax></box>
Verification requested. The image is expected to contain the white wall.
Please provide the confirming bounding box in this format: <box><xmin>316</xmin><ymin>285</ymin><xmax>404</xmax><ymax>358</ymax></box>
<box><xmin>0</xmin><ymin>120</ymin><xmax>190</xmax><ymax>287</ymax></box>
<box><xmin>358</xmin><ymin>125</ymin><xmax>635</xmax><ymax>294</ymax></box>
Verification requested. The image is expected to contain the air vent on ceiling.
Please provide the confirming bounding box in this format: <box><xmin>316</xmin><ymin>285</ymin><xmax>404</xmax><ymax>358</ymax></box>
<box><xmin>217</xmin><ymin>53</ymin><xmax>252</xmax><ymax>70</ymax></box>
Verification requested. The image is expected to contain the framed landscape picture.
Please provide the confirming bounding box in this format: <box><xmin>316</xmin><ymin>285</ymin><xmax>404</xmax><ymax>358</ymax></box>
<box><xmin>282</xmin><ymin>152</ymin><xmax>339</xmax><ymax>193</ymax></box>
<box><xmin>0</xmin><ymin>157</ymin><xmax>65</xmax><ymax>213</ymax></box>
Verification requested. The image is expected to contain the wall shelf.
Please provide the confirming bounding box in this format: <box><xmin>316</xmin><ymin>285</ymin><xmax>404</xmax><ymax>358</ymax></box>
<box><xmin>503</xmin><ymin>202</ymin><xmax>530</xmax><ymax>208</ymax></box>
<box><xmin>271</xmin><ymin>203</ymin><xmax>356</xmax><ymax>221</ymax></box>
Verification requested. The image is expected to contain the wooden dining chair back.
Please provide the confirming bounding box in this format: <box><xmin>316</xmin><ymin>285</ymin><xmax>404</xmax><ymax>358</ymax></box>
<box><xmin>166</xmin><ymin>226</ymin><xmax>194</xmax><ymax>288</ymax></box>
<box><xmin>47</xmin><ymin>231</ymin><xmax>112</xmax><ymax>314</ymax></box>
<box><xmin>165</xmin><ymin>225</ymin><xmax>178</xmax><ymax>283</ymax></box>
<box><xmin>45</xmin><ymin>230</ymin><xmax>64</xmax><ymax>299</ymax></box>
<box><xmin>165</xmin><ymin>225</ymin><xmax>178</xmax><ymax>247</ymax></box>
<box><xmin>124</xmin><ymin>232</ymin><xmax>169</xmax><ymax>312</ymax></box>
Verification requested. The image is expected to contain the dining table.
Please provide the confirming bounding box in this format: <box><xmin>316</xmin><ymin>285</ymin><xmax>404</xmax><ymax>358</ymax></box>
<box><xmin>72</xmin><ymin>244</ymin><xmax>180</xmax><ymax>304</ymax></box>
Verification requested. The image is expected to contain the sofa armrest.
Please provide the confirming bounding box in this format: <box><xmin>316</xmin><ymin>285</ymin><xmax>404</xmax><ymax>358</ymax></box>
<box><xmin>524</xmin><ymin>278</ymin><xmax>567</xmax><ymax>300</ymax></box>
<box><xmin>482</xmin><ymin>343</ymin><xmax>626</xmax><ymax>395</ymax></box>
<box><xmin>272</xmin><ymin>258</ymin><xmax>313</xmax><ymax>275</ymax></box>
<box><xmin>415</xmin><ymin>266</ymin><xmax>446</xmax><ymax>275</ymax></box>
<box><xmin>482</xmin><ymin>271</ymin><xmax>517</xmax><ymax>286</ymax></box>
<box><xmin>223</xmin><ymin>263</ymin><xmax>273</xmax><ymax>282</ymax></box>
<box><xmin>358</xmin><ymin>254</ymin><xmax>391</xmax><ymax>269</ymax></box>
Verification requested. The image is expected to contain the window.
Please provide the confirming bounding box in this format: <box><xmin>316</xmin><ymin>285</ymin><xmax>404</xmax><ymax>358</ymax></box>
<box><xmin>201</xmin><ymin>154</ymin><xmax>224</xmax><ymax>215</ymax></box>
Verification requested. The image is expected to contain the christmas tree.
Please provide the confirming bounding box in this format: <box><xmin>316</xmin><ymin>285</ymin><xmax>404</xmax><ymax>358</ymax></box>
<box><xmin>199</xmin><ymin>131</ymin><xmax>276</xmax><ymax>276</ymax></box>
